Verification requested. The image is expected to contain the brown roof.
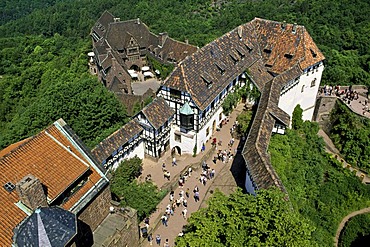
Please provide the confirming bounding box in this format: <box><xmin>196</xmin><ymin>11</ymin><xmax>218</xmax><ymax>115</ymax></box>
<box><xmin>0</xmin><ymin>121</ymin><xmax>104</xmax><ymax>246</ymax></box>
<box><xmin>91</xmin><ymin>119</ymin><xmax>143</xmax><ymax>165</ymax></box>
<box><xmin>164</xmin><ymin>18</ymin><xmax>324</xmax><ymax>111</ymax></box>
<box><xmin>91</xmin><ymin>10</ymin><xmax>114</xmax><ymax>40</ymax></box>
<box><xmin>164</xmin><ymin>18</ymin><xmax>324</xmax><ymax>192</ymax></box>
<box><xmin>141</xmin><ymin>97</ymin><xmax>175</xmax><ymax>130</ymax></box>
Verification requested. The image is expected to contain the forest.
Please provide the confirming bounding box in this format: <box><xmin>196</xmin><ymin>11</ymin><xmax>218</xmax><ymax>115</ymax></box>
<box><xmin>269</xmin><ymin>114</ymin><xmax>370</xmax><ymax>246</ymax></box>
<box><xmin>1</xmin><ymin>0</ymin><xmax>369</xmax><ymax>148</ymax></box>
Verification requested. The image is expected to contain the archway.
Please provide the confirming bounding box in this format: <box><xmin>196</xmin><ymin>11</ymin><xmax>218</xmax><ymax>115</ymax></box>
<box><xmin>171</xmin><ymin>146</ymin><xmax>181</xmax><ymax>156</ymax></box>
<box><xmin>130</xmin><ymin>64</ymin><xmax>139</xmax><ymax>71</ymax></box>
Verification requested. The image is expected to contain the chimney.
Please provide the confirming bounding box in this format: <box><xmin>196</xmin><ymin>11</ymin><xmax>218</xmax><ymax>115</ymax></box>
<box><xmin>113</xmin><ymin>17</ymin><xmax>120</xmax><ymax>22</ymax></box>
<box><xmin>16</xmin><ymin>174</ymin><xmax>48</xmax><ymax>210</ymax></box>
<box><xmin>158</xmin><ymin>32</ymin><xmax>168</xmax><ymax>47</ymax></box>
<box><xmin>281</xmin><ymin>21</ymin><xmax>286</xmax><ymax>30</ymax></box>
<box><xmin>137</xmin><ymin>18</ymin><xmax>140</xmax><ymax>24</ymax></box>
<box><xmin>185</xmin><ymin>39</ymin><xmax>189</xmax><ymax>44</ymax></box>
<box><xmin>292</xmin><ymin>23</ymin><xmax>297</xmax><ymax>34</ymax></box>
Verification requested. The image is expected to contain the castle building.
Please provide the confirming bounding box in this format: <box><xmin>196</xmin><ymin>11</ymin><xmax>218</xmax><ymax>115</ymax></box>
<box><xmin>90</xmin><ymin>15</ymin><xmax>324</xmax><ymax>193</ymax></box>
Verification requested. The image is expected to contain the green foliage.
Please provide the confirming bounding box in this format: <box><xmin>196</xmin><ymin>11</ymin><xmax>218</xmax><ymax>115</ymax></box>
<box><xmin>110</xmin><ymin>157</ymin><xmax>166</xmax><ymax>220</ymax></box>
<box><xmin>292</xmin><ymin>104</ymin><xmax>304</xmax><ymax>130</ymax></box>
<box><xmin>193</xmin><ymin>144</ymin><xmax>197</xmax><ymax>157</ymax></box>
<box><xmin>269</xmin><ymin>121</ymin><xmax>370</xmax><ymax>246</ymax></box>
<box><xmin>0</xmin><ymin>35</ymin><xmax>129</xmax><ymax>149</ymax></box>
<box><xmin>176</xmin><ymin>189</ymin><xmax>317</xmax><ymax>247</ymax></box>
<box><xmin>339</xmin><ymin>214</ymin><xmax>370</xmax><ymax>247</ymax></box>
<box><xmin>330</xmin><ymin>101</ymin><xmax>370</xmax><ymax>172</ymax></box>
<box><xmin>236</xmin><ymin>110</ymin><xmax>253</xmax><ymax>135</ymax></box>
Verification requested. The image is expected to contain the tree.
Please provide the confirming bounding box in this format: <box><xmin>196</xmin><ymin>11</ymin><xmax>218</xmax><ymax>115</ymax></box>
<box><xmin>110</xmin><ymin>156</ymin><xmax>166</xmax><ymax>220</ymax></box>
<box><xmin>176</xmin><ymin>189</ymin><xmax>317</xmax><ymax>247</ymax></box>
<box><xmin>292</xmin><ymin>104</ymin><xmax>304</xmax><ymax>130</ymax></box>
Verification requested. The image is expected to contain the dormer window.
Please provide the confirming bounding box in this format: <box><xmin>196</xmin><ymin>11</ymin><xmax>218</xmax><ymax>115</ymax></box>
<box><xmin>236</xmin><ymin>48</ymin><xmax>245</xmax><ymax>60</ymax></box>
<box><xmin>229</xmin><ymin>54</ymin><xmax>238</xmax><ymax>65</ymax></box>
<box><xmin>245</xmin><ymin>45</ymin><xmax>253</xmax><ymax>52</ymax></box>
<box><xmin>310</xmin><ymin>48</ymin><xmax>317</xmax><ymax>58</ymax></box>
<box><xmin>284</xmin><ymin>54</ymin><xmax>293</xmax><ymax>59</ymax></box>
<box><xmin>201</xmin><ymin>73</ymin><xmax>213</xmax><ymax>89</ymax></box>
<box><xmin>214</xmin><ymin>62</ymin><xmax>225</xmax><ymax>75</ymax></box>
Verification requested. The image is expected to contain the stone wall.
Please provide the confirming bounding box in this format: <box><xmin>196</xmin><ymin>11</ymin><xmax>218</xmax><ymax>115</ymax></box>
<box><xmin>78</xmin><ymin>184</ymin><xmax>111</xmax><ymax>231</ymax></box>
<box><xmin>313</xmin><ymin>96</ymin><xmax>338</xmax><ymax>134</ymax></box>
<box><xmin>103</xmin><ymin>208</ymin><xmax>139</xmax><ymax>247</ymax></box>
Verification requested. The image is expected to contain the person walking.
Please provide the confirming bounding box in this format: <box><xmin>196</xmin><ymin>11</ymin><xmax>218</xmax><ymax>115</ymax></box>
<box><xmin>163</xmin><ymin>239</ymin><xmax>170</xmax><ymax>247</ymax></box>
<box><xmin>147</xmin><ymin>233</ymin><xmax>153</xmax><ymax>246</ymax></box>
<box><xmin>156</xmin><ymin>234</ymin><xmax>161</xmax><ymax>245</ymax></box>
<box><xmin>194</xmin><ymin>191</ymin><xmax>200</xmax><ymax>202</ymax></box>
<box><xmin>182</xmin><ymin>208</ymin><xmax>188</xmax><ymax>219</ymax></box>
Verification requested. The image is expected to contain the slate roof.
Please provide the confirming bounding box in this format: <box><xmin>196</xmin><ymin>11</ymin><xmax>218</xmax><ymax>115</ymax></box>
<box><xmin>0</xmin><ymin>120</ymin><xmax>104</xmax><ymax>246</ymax></box>
<box><xmin>141</xmin><ymin>97</ymin><xmax>175</xmax><ymax>130</ymax></box>
<box><xmin>164</xmin><ymin>18</ymin><xmax>324</xmax><ymax>192</ymax></box>
<box><xmin>91</xmin><ymin>12</ymin><xmax>198</xmax><ymax>71</ymax></box>
<box><xmin>91</xmin><ymin>10</ymin><xmax>114</xmax><ymax>40</ymax></box>
<box><xmin>91</xmin><ymin>119</ymin><xmax>143</xmax><ymax>165</ymax></box>
<box><xmin>13</xmin><ymin>207</ymin><xmax>77</xmax><ymax>247</ymax></box>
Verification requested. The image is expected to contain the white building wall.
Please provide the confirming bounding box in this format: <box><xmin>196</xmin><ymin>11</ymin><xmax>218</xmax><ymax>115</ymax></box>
<box><xmin>170</xmin><ymin>127</ymin><xmax>196</xmax><ymax>155</ymax></box>
<box><xmin>196</xmin><ymin>107</ymin><xmax>224</xmax><ymax>154</ymax></box>
<box><xmin>110</xmin><ymin>140</ymin><xmax>145</xmax><ymax>171</ymax></box>
<box><xmin>278</xmin><ymin>63</ymin><xmax>324</xmax><ymax>122</ymax></box>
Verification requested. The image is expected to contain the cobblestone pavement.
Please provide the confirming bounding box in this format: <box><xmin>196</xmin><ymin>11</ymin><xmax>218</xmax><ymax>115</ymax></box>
<box><xmin>138</xmin><ymin>103</ymin><xmax>246</xmax><ymax>247</ymax></box>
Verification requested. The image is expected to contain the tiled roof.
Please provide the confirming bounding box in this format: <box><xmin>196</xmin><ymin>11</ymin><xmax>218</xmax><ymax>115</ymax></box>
<box><xmin>163</xmin><ymin>18</ymin><xmax>324</xmax><ymax>192</ymax></box>
<box><xmin>91</xmin><ymin>119</ymin><xmax>143</xmax><ymax>165</ymax></box>
<box><xmin>142</xmin><ymin>97</ymin><xmax>174</xmax><ymax>130</ymax></box>
<box><xmin>0</xmin><ymin>121</ymin><xmax>104</xmax><ymax>246</ymax></box>
<box><xmin>164</xmin><ymin>18</ymin><xmax>324</xmax><ymax>111</ymax></box>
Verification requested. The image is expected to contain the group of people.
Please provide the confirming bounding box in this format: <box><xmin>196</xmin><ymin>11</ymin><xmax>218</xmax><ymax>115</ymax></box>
<box><xmin>214</xmin><ymin>148</ymin><xmax>234</xmax><ymax>163</ymax></box>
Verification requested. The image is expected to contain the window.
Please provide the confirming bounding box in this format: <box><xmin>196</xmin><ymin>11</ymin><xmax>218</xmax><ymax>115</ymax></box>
<box><xmin>175</xmin><ymin>134</ymin><xmax>181</xmax><ymax>142</ymax></box>
<box><xmin>301</xmin><ymin>85</ymin><xmax>305</xmax><ymax>93</ymax></box>
<box><xmin>219</xmin><ymin>113</ymin><xmax>222</xmax><ymax>121</ymax></box>
<box><xmin>311</xmin><ymin>78</ymin><xmax>317</xmax><ymax>87</ymax></box>
<box><xmin>180</xmin><ymin>113</ymin><xmax>194</xmax><ymax>131</ymax></box>
<box><xmin>170</xmin><ymin>88</ymin><xmax>181</xmax><ymax>99</ymax></box>
<box><xmin>206</xmin><ymin>127</ymin><xmax>210</xmax><ymax>136</ymax></box>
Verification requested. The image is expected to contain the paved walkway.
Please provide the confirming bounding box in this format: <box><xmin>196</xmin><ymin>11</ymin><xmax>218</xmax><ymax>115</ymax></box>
<box><xmin>319</xmin><ymin>86</ymin><xmax>369</xmax><ymax>119</ymax></box>
<box><xmin>318</xmin><ymin>129</ymin><xmax>370</xmax><ymax>184</ymax></box>
<box><xmin>138</xmin><ymin>103</ymin><xmax>245</xmax><ymax>247</ymax></box>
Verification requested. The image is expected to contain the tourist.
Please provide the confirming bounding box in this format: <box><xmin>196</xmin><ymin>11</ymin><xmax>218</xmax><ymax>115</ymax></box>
<box><xmin>182</xmin><ymin>208</ymin><xmax>188</xmax><ymax>219</ymax></box>
<box><xmin>185</xmin><ymin>188</ymin><xmax>190</xmax><ymax>198</ymax></box>
<box><xmin>172</xmin><ymin>157</ymin><xmax>177</xmax><ymax>166</ymax></box>
<box><xmin>148</xmin><ymin>233</ymin><xmax>153</xmax><ymax>246</ymax></box>
<box><xmin>164</xmin><ymin>239</ymin><xmax>170</xmax><ymax>247</ymax></box>
<box><xmin>194</xmin><ymin>191</ymin><xmax>200</xmax><ymax>202</ymax></box>
<box><xmin>161</xmin><ymin>214</ymin><xmax>168</xmax><ymax>227</ymax></box>
<box><xmin>156</xmin><ymin>234</ymin><xmax>161</xmax><ymax>245</ymax></box>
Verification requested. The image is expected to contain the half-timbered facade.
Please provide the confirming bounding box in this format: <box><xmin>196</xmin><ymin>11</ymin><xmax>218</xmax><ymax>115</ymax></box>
<box><xmin>160</xmin><ymin>18</ymin><xmax>324</xmax><ymax>193</ymax></box>
<box><xmin>134</xmin><ymin>97</ymin><xmax>175</xmax><ymax>158</ymax></box>
<box><xmin>90</xmin><ymin>11</ymin><xmax>198</xmax><ymax>95</ymax></box>
<box><xmin>91</xmin><ymin>119</ymin><xmax>144</xmax><ymax>171</ymax></box>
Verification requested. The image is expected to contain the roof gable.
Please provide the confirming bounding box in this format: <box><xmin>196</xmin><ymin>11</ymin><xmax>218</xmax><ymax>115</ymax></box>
<box><xmin>141</xmin><ymin>97</ymin><xmax>175</xmax><ymax>130</ymax></box>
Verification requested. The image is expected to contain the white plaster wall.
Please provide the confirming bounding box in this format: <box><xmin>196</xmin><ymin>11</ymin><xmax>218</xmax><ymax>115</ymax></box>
<box><xmin>278</xmin><ymin>64</ymin><xmax>324</xmax><ymax>122</ymax></box>
<box><xmin>111</xmin><ymin>140</ymin><xmax>145</xmax><ymax>171</ymax></box>
<box><xmin>170</xmin><ymin>126</ymin><xmax>196</xmax><ymax>155</ymax></box>
<box><xmin>196</xmin><ymin>107</ymin><xmax>224</xmax><ymax>154</ymax></box>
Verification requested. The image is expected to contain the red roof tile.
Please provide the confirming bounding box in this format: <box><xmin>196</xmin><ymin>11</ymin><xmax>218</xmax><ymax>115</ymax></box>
<box><xmin>0</xmin><ymin>123</ymin><xmax>104</xmax><ymax>246</ymax></box>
